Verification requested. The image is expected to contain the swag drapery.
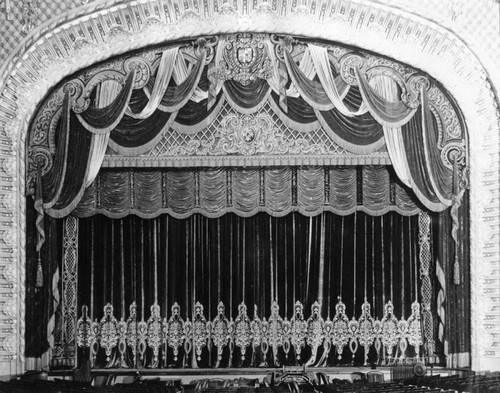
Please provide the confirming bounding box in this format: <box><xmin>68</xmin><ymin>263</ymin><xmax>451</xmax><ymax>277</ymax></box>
<box><xmin>36</xmin><ymin>40</ymin><xmax>461</xmax><ymax>220</ymax></box>
<box><xmin>76</xmin><ymin>211</ymin><xmax>423</xmax><ymax>368</ymax></box>
<box><xmin>73</xmin><ymin>166</ymin><xmax>421</xmax><ymax>218</ymax></box>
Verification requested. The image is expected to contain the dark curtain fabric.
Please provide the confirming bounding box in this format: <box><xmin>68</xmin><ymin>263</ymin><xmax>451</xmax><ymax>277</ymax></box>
<box><xmin>270</xmin><ymin>92</ymin><xmax>317</xmax><ymax>124</ymax></box>
<box><xmin>421</xmin><ymin>89</ymin><xmax>453</xmax><ymax>204</ymax></box>
<box><xmin>78</xmin><ymin>72</ymin><xmax>135</xmax><ymax>131</ymax></box>
<box><xmin>355</xmin><ymin>67</ymin><xmax>415</xmax><ymax>126</ymax></box>
<box><xmin>41</xmin><ymin>92</ymin><xmax>71</xmax><ymax>206</ymax></box>
<box><xmin>147</xmin><ymin>50</ymin><xmax>206</xmax><ymax>110</ymax></box>
<box><xmin>318</xmin><ymin>108</ymin><xmax>383</xmax><ymax>147</ymax></box>
<box><xmin>49</xmin><ymin>111</ymin><xmax>93</xmax><ymax>214</ymax></box>
<box><xmin>401</xmin><ymin>110</ymin><xmax>443</xmax><ymax>209</ymax></box>
<box><xmin>110</xmin><ymin>89</ymin><xmax>173</xmax><ymax>148</ymax></box>
<box><xmin>434</xmin><ymin>191</ymin><xmax>470</xmax><ymax>366</ymax></box>
<box><xmin>25</xmin><ymin>197</ymin><xmax>63</xmax><ymax>358</ymax></box>
<box><xmin>176</xmin><ymin>92</ymin><xmax>223</xmax><ymax>126</ymax></box>
<box><xmin>76</xmin><ymin>211</ymin><xmax>424</xmax><ymax>368</ymax></box>
<box><xmin>223</xmin><ymin>80</ymin><xmax>270</xmax><ymax>110</ymax></box>
<box><xmin>41</xmin><ymin>97</ymin><xmax>93</xmax><ymax>217</ymax></box>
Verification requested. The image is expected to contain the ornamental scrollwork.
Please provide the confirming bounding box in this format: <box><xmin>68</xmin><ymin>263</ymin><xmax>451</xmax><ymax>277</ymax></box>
<box><xmin>339</xmin><ymin>53</ymin><xmax>366</xmax><ymax>86</ymax></box>
<box><xmin>215</xmin><ymin>113</ymin><xmax>288</xmax><ymax>156</ymax></box>
<box><xmin>403</xmin><ymin>74</ymin><xmax>431</xmax><ymax>109</ymax></box>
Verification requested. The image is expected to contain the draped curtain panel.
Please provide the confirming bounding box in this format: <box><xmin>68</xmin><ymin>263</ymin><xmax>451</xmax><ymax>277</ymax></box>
<box><xmin>73</xmin><ymin>166</ymin><xmax>422</xmax><ymax>219</ymax></box>
<box><xmin>76</xmin><ymin>211</ymin><xmax>424</xmax><ymax>368</ymax></box>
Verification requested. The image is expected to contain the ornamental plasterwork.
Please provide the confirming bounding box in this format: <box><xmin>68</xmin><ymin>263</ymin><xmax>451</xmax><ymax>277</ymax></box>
<box><xmin>0</xmin><ymin>0</ymin><xmax>496</xmax><ymax>369</ymax></box>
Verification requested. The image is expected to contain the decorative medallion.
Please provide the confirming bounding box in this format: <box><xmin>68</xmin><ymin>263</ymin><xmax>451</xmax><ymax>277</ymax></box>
<box><xmin>290</xmin><ymin>301</ymin><xmax>307</xmax><ymax>361</ymax></box>
<box><xmin>212</xmin><ymin>302</ymin><xmax>230</xmax><ymax>365</ymax></box>
<box><xmin>381</xmin><ymin>301</ymin><xmax>400</xmax><ymax>360</ymax></box>
<box><xmin>331</xmin><ymin>298</ymin><xmax>350</xmax><ymax>360</ymax></box>
<box><xmin>217</xmin><ymin>33</ymin><xmax>272</xmax><ymax>86</ymax></box>
<box><xmin>167</xmin><ymin>303</ymin><xmax>185</xmax><ymax>361</ymax></box>
<box><xmin>192</xmin><ymin>302</ymin><xmax>209</xmax><ymax>361</ymax></box>
<box><xmin>234</xmin><ymin>302</ymin><xmax>252</xmax><ymax>361</ymax></box>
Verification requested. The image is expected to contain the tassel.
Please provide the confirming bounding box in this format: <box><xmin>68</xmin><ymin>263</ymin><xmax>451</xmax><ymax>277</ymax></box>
<box><xmin>35</xmin><ymin>256</ymin><xmax>44</xmax><ymax>288</ymax></box>
<box><xmin>453</xmin><ymin>259</ymin><xmax>460</xmax><ymax>285</ymax></box>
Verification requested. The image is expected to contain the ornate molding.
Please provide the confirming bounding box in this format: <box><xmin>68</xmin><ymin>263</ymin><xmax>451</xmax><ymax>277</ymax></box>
<box><xmin>0</xmin><ymin>0</ymin><xmax>496</xmax><ymax>369</ymax></box>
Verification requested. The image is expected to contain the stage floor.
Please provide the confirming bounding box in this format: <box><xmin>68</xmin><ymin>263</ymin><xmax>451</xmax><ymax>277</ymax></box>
<box><xmin>50</xmin><ymin>366</ymin><xmax>453</xmax><ymax>385</ymax></box>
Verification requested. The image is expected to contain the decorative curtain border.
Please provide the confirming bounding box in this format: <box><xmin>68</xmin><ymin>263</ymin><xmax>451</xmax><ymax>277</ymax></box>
<box><xmin>73</xmin><ymin>166</ymin><xmax>422</xmax><ymax>219</ymax></box>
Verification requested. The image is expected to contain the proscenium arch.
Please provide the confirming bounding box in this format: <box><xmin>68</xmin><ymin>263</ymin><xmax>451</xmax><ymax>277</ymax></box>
<box><xmin>0</xmin><ymin>0</ymin><xmax>498</xmax><ymax>373</ymax></box>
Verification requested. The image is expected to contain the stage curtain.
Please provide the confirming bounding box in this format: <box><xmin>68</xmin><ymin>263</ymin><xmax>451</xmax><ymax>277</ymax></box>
<box><xmin>25</xmin><ymin>197</ymin><xmax>63</xmax><ymax>362</ymax></box>
<box><xmin>108</xmin><ymin>89</ymin><xmax>176</xmax><ymax>154</ymax></box>
<box><xmin>223</xmin><ymin>80</ymin><xmax>270</xmax><ymax>114</ymax></box>
<box><xmin>72</xmin><ymin>166</ymin><xmax>422</xmax><ymax>218</ymax></box>
<box><xmin>76</xmin><ymin>210</ymin><xmax>423</xmax><ymax>368</ymax></box>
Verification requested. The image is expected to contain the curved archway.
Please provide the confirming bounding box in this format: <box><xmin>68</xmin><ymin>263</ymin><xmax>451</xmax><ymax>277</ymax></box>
<box><xmin>0</xmin><ymin>0</ymin><xmax>498</xmax><ymax>373</ymax></box>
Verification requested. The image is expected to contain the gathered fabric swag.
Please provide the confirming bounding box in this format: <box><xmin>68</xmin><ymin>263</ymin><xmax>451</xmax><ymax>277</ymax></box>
<box><xmin>73</xmin><ymin>166</ymin><xmax>421</xmax><ymax>219</ymax></box>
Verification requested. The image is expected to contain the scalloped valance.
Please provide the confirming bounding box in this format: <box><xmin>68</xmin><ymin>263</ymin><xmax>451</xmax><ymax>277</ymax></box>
<box><xmin>73</xmin><ymin>166</ymin><xmax>422</xmax><ymax>219</ymax></box>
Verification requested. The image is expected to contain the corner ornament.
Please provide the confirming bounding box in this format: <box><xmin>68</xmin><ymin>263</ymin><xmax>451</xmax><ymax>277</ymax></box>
<box><xmin>217</xmin><ymin>33</ymin><xmax>273</xmax><ymax>86</ymax></box>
